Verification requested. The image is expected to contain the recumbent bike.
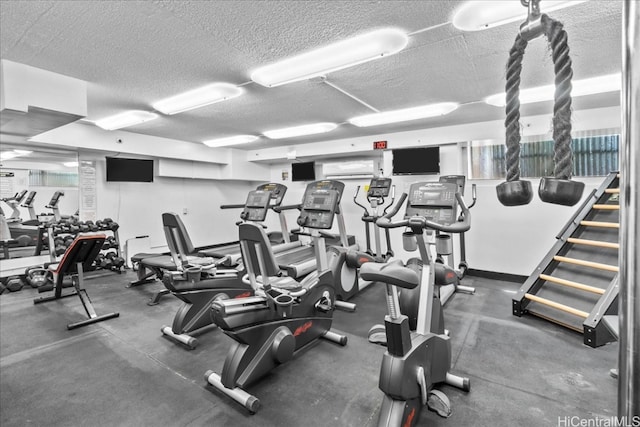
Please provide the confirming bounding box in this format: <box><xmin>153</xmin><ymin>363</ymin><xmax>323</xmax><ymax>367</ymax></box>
<box><xmin>204</xmin><ymin>187</ymin><xmax>348</xmax><ymax>413</ymax></box>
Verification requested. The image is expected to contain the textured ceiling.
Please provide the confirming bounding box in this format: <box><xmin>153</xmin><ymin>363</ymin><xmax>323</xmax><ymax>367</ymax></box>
<box><xmin>0</xmin><ymin>0</ymin><xmax>624</xmax><ymax>152</ymax></box>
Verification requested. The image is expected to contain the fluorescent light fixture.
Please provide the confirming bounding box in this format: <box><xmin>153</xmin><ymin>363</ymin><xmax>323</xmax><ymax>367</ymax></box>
<box><xmin>0</xmin><ymin>152</ymin><xmax>18</xmax><ymax>161</ymax></box>
<box><xmin>348</xmin><ymin>102</ymin><xmax>459</xmax><ymax>127</ymax></box>
<box><xmin>153</xmin><ymin>83</ymin><xmax>243</xmax><ymax>115</ymax></box>
<box><xmin>452</xmin><ymin>1</ymin><xmax>587</xmax><ymax>32</ymax></box>
<box><xmin>95</xmin><ymin>110</ymin><xmax>159</xmax><ymax>130</ymax></box>
<box><xmin>203</xmin><ymin>135</ymin><xmax>258</xmax><ymax>148</ymax></box>
<box><xmin>484</xmin><ymin>73</ymin><xmax>621</xmax><ymax>107</ymax></box>
<box><xmin>251</xmin><ymin>28</ymin><xmax>409</xmax><ymax>87</ymax></box>
<box><xmin>1</xmin><ymin>150</ymin><xmax>32</xmax><ymax>160</ymax></box>
<box><xmin>63</xmin><ymin>161</ymin><xmax>79</xmax><ymax>167</ymax></box>
<box><xmin>263</xmin><ymin>122</ymin><xmax>338</xmax><ymax>139</ymax></box>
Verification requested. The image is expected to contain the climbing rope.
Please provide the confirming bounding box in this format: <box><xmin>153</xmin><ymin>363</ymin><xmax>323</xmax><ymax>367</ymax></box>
<box><xmin>504</xmin><ymin>14</ymin><xmax>574</xmax><ymax>183</ymax></box>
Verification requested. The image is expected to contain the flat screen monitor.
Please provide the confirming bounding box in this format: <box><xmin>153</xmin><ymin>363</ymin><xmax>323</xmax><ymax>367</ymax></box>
<box><xmin>292</xmin><ymin>161</ymin><xmax>315</xmax><ymax>182</ymax></box>
<box><xmin>106</xmin><ymin>157</ymin><xmax>154</xmax><ymax>182</ymax></box>
<box><xmin>392</xmin><ymin>147</ymin><xmax>440</xmax><ymax>175</ymax></box>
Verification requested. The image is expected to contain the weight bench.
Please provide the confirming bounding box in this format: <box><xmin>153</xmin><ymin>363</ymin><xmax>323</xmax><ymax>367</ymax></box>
<box><xmin>33</xmin><ymin>234</ymin><xmax>120</xmax><ymax>330</ymax></box>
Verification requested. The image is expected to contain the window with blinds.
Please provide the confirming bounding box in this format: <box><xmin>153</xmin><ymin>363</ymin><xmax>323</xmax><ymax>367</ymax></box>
<box><xmin>29</xmin><ymin>170</ymin><xmax>79</xmax><ymax>187</ymax></box>
<box><xmin>467</xmin><ymin>131</ymin><xmax>620</xmax><ymax>179</ymax></box>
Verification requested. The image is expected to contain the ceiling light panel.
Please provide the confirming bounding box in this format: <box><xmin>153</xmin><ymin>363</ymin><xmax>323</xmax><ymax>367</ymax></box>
<box><xmin>263</xmin><ymin>122</ymin><xmax>338</xmax><ymax>139</ymax></box>
<box><xmin>349</xmin><ymin>103</ymin><xmax>459</xmax><ymax>127</ymax></box>
<box><xmin>0</xmin><ymin>152</ymin><xmax>18</xmax><ymax>161</ymax></box>
<box><xmin>484</xmin><ymin>73</ymin><xmax>621</xmax><ymax>107</ymax></box>
<box><xmin>251</xmin><ymin>28</ymin><xmax>409</xmax><ymax>87</ymax></box>
<box><xmin>452</xmin><ymin>1</ymin><xmax>587</xmax><ymax>32</ymax></box>
<box><xmin>203</xmin><ymin>135</ymin><xmax>259</xmax><ymax>147</ymax></box>
<box><xmin>153</xmin><ymin>83</ymin><xmax>243</xmax><ymax>115</ymax></box>
<box><xmin>95</xmin><ymin>111</ymin><xmax>159</xmax><ymax>130</ymax></box>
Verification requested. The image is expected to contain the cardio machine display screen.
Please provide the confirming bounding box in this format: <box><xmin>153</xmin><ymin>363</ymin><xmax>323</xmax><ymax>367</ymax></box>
<box><xmin>248</xmin><ymin>195</ymin><xmax>269</xmax><ymax>207</ymax></box>
<box><xmin>312</xmin><ymin>197</ymin><xmax>326</xmax><ymax>205</ymax></box>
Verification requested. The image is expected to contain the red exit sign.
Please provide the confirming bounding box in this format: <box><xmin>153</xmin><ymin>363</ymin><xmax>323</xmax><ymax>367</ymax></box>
<box><xmin>373</xmin><ymin>140</ymin><xmax>388</xmax><ymax>150</ymax></box>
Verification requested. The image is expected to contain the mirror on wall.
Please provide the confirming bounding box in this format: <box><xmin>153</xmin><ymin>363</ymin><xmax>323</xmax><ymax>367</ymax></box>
<box><xmin>0</xmin><ymin>144</ymin><xmax>78</xmax><ymax>258</ymax></box>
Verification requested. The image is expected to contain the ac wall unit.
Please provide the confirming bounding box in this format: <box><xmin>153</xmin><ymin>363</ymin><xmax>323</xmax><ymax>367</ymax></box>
<box><xmin>322</xmin><ymin>159</ymin><xmax>375</xmax><ymax>179</ymax></box>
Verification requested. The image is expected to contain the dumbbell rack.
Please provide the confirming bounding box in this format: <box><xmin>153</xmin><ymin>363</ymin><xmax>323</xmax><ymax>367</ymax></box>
<box><xmin>46</xmin><ymin>220</ymin><xmax>125</xmax><ymax>274</ymax></box>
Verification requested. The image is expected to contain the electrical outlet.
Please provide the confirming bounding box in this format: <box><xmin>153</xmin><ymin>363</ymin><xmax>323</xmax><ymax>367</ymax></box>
<box><xmin>182</xmin><ymin>208</ymin><xmax>188</xmax><ymax>215</ymax></box>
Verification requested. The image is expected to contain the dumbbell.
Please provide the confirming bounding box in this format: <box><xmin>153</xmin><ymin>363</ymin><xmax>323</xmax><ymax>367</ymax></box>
<box><xmin>95</xmin><ymin>219</ymin><xmax>105</xmax><ymax>230</ymax></box>
<box><xmin>0</xmin><ymin>282</ymin><xmax>7</xmax><ymax>295</ymax></box>
<box><xmin>85</xmin><ymin>221</ymin><xmax>99</xmax><ymax>231</ymax></box>
<box><xmin>5</xmin><ymin>276</ymin><xmax>24</xmax><ymax>292</ymax></box>
<box><xmin>104</xmin><ymin>236</ymin><xmax>118</xmax><ymax>249</ymax></box>
<box><xmin>68</xmin><ymin>224</ymin><xmax>80</xmax><ymax>234</ymax></box>
<box><xmin>53</xmin><ymin>237</ymin><xmax>66</xmax><ymax>255</ymax></box>
<box><xmin>77</xmin><ymin>222</ymin><xmax>90</xmax><ymax>232</ymax></box>
<box><xmin>109</xmin><ymin>221</ymin><xmax>119</xmax><ymax>231</ymax></box>
<box><xmin>106</xmin><ymin>252</ymin><xmax>125</xmax><ymax>270</ymax></box>
<box><xmin>64</xmin><ymin>236</ymin><xmax>75</xmax><ymax>247</ymax></box>
<box><xmin>99</xmin><ymin>253</ymin><xmax>113</xmax><ymax>269</ymax></box>
<box><xmin>94</xmin><ymin>253</ymin><xmax>105</xmax><ymax>269</ymax></box>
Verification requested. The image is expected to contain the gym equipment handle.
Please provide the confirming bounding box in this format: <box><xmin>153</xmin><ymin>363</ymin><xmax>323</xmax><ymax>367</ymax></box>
<box><xmin>378</xmin><ymin>193</ymin><xmax>471</xmax><ymax>234</ymax></box>
<box><xmin>353</xmin><ymin>186</ymin><xmax>370</xmax><ymax>216</ymax></box>
<box><xmin>382</xmin><ymin>192</ymin><xmax>408</xmax><ymax>220</ymax></box>
<box><xmin>220</xmin><ymin>203</ymin><xmax>246</xmax><ymax>209</ymax></box>
<box><xmin>272</xmin><ymin>203</ymin><xmax>301</xmax><ymax>213</ymax></box>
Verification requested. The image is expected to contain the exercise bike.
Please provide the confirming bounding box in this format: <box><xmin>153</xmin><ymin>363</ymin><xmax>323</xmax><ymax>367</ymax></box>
<box><xmin>359</xmin><ymin>184</ymin><xmax>471</xmax><ymax>426</ymax></box>
<box><xmin>438</xmin><ymin>175</ymin><xmax>477</xmax><ymax>281</ymax></box>
<box><xmin>398</xmin><ymin>182</ymin><xmax>475</xmax><ymax>330</ymax></box>
<box><xmin>204</xmin><ymin>187</ymin><xmax>348</xmax><ymax>413</ymax></box>
<box><xmin>159</xmin><ymin>189</ymin><xmax>280</xmax><ymax>349</ymax></box>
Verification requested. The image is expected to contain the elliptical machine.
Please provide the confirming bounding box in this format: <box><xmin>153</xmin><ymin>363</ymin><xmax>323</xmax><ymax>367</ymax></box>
<box><xmin>333</xmin><ymin>177</ymin><xmax>397</xmax><ymax>309</ymax></box>
<box><xmin>352</xmin><ymin>177</ymin><xmax>396</xmax><ymax>262</ymax></box>
<box><xmin>204</xmin><ymin>187</ymin><xmax>348</xmax><ymax>413</ymax></box>
<box><xmin>359</xmin><ymin>184</ymin><xmax>472</xmax><ymax>426</ymax></box>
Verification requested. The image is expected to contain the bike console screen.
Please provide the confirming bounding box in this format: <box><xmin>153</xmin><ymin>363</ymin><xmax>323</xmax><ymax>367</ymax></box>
<box><xmin>242</xmin><ymin>190</ymin><xmax>272</xmax><ymax>221</ymax></box>
<box><xmin>404</xmin><ymin>182</ymin><xmax>458</xmax><ymax>226</ymax></box>
<box><xmin>299</xmin><ymin>189</ymin><xmax>339</xmax><ymax>229</ymax></box>
<box><xmin>256</xmin><ymin>183</ymin><xmax>287</xmax><ymax>206</ymax></box>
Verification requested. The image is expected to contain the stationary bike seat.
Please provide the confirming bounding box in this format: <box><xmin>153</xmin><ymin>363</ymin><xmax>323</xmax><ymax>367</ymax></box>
<box><xmin>359</xmin><ymin>260</ymin><xmax>419</xmax><ymax>289</ymax></box>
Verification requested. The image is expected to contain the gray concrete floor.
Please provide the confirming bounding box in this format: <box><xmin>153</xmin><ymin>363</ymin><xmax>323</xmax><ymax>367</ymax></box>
<box><xmin>0</xmin><ymin>271</ymin><xmax>618</xmax><ymax>426</ymax></box>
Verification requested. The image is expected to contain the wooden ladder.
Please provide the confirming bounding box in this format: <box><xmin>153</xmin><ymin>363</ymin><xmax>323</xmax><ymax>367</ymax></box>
<box><xmin>512</xmin><ymin>172</ymin><xmax>620</xmax><ymax>347</ymax></box>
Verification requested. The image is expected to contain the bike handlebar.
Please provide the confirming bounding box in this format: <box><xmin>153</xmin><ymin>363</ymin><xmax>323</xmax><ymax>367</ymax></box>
<box><xmin>220</xmin><ymin>203</ymin><xmax>245</xmax><ymax>210</ymax></box>
<box><xmin>382</xmin><ymin>185</ymin><xmax>396</xmax><ymax>215</ymax></box>
<box><xmin>272</xmin><ymin>203</ymin><xmax>301</xmax><ymax>213</ymax></box>
<box><xmin>377</xmin><ymin>192</ymin><xmax>471</xmax><ymax>234</ymax></box>
<box><xmin>383</xmin><ymin>192</ymin><xmax>407</xmax><ymax>220</ymax></box>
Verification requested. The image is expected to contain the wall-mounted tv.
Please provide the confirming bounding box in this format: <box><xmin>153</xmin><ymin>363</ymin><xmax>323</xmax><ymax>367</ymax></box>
<box><xmin>392</xmin><ymin>147</ymin><xmax>440</xmax><ymax>175</ymax></box>
<box><xmin>292</xmin><ymin>161</ymin><xmax>316</xmax><ymax>182</ymax></box>
<box><xmin>106</xmin><ymin>157</ymin><xmax>154</xmax><ymax>182</ymax></box>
